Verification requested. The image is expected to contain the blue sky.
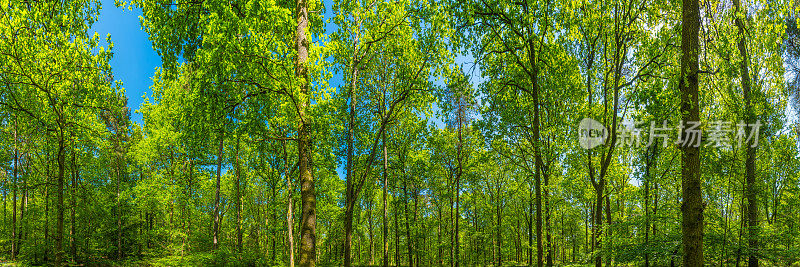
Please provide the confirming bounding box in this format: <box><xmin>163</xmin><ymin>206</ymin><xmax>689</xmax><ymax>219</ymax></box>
<box><xmin>91</xmin><ymin>0</ymin><xmax>161</xmax><ymax>125</ymax></box>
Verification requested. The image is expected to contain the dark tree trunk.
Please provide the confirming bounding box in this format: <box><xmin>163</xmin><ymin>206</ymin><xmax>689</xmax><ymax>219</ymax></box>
<box><xmin>11</xmin><ymin>119</ymin><xmax>18</xmax><ymax>260</ymax></box>
<box><xmin>213</xmin><ymin>129</ymin><xmax>224</xmax><ymax>250</ymax></box>
<box><xmin>733</xmin><ymin>0</ymin><xmax>759</xmax><ymax>265</ymax></box>
<box><xmin>283</xmin><ymin>140</ymin><xmax>295</xmax><ymax>267</ymax></box>
<box><xmin>235</xmin><ymin>134</ymin><xmax>243</xmax><ymax>255</ymax></box>
<box><xmin>679</xmin><ymin>0</ymin><xmax>704</xmax><ymax>264</ymax></box>
<box><xmin>382</xmin><ymin>131</ymin><xmax>389</xmax><ymax>267</ymax></box>
<box><xmin>55</xmin><ymin>126</ymin><xmax>66</xmax><ymax>267</ymax></box>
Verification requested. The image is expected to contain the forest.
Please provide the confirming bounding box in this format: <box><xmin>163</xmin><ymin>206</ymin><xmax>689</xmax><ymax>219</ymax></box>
<box><xmin>1</xmin><ymin>0</ymin><xmax>800</xmax><ymax>266</ymax></box>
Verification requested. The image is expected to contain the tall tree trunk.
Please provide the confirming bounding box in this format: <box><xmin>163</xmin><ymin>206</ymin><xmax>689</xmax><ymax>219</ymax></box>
<box><xmin>394</xmin><ymin>195</ymin><xmax>400</xmax><ymax>266</ymax></box>
<box><xmin>679</xmin><ymin>0</ymin><xmax>704</xmax><ymax>264</ymax></box>
<box><xmin>497</xmin><ymin>186</ymin><xmax>502</xmax><ymax>267</ymax></box>
<box><xmin>56</xmin><ymin>126</ymin><xmax>66</xmax><ymax>266</ymax></box>
<box><xmin>235</xmin><ymin>134</ymin><xmax>243</xmax><ymax>255</ymax></box>
<box><xmin>368</xmin><ymin>199</ymin><xmax>375</xmax><ymax>265</ymax></box>
<box><xmin>437</xmin><ymin>204</ymin><xmax>443</xmax><ymax>265</ymax></box>
<box><xmin>733</xmin><ymin>0</ymin><xmax>759</xmax><ymax>265</ymax></box>
<box><xmin>344</xmin><ymin>26</ymin><xmax>360</xmax><ymax>265</ymax></box>
<box><xmin>283</xmin><ymin>140</ymin><xmax>295</xmax><ymax>267</ymax></box>
<box><xmin>11</xmin><ymin>118</ymin><xmax>18</xmax><ymax>260</ymax></box>
<box><xmin>644</xmin><ymin>147</ymin><xmax>654</xmax><ymax>267</ymax></box>
<box><xmin>528</xmin><ymin>38</ymin><xmax>545</xmax><ymax>267</ymax></box>
<box><xmin>213</xmin><ymin>129</ymin><xmax>224</xmax><ymax>250</ymax></box>
<box><xmin>455</xmin><ymin>102</ymin><xmax>463</xmax><ymax>267</ymax></box>
<box><xmin>117</xmin><ymin>153</ymin><xmax>123</xmax><ymax>261</ymax></box>
<box><xmin>529</xmin><ymin>183</ymin><xmax>534</xmax><ymax>266</ymax></box>
<box><xmin>604</xmin><ymin>194</ymin><xmax>611</xmax><ymax>266</ymax></box>
<box><xmin>382</xmin><ymin>130</ymin><xmax>389</xmax><ymax>267</ymax></box>
<box><xmin>295</xmin><ymin>0</ymin><xmax>316</xmax><ymax>263</ymax></box>
<box><xmin>545</xmin><ymin>169</ymin><xmax>552</xmax><ymax>267</ymax></box>
<box><xmin>71</xmin><ymin>142</ymin><xmax>78</xmax><ymax>260</ymax></box>
<box><xmin>403</xmin><ymin>179</ymin><xmax>412</xmax><ymax>267</ymax></box>
<box><xmin>594</xmin><ymin>180</ymin><xmax>604</xmax><ymax>267</ymax></box>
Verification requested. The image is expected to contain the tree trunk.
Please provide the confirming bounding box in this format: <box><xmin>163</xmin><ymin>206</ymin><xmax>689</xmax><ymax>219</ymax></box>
<box><xmin>382</xmin><ymin>130</ymin><xmax>389</xmax><ymax>267</ymax></box>
<box><xmin>679</xmin><ymin>0</ymin><xmax>704</xmax><ymax>264</ymax></box>
<box><xmin>594</xmin><ymin>180</ymin><xmax>604</xmax><ymax>267</ymax></box>
<box><xmin>497</xmin><ymin>186</ymin><xmax>503</xmax><ymax>267</ymax></box>
<box><xmin>733</xmin><ymin>0</ymin><xmax>758</xmax><ymax>265</ymax></box>
<box><xmin>644</xmin><ymin>147</ymin><xmax>653</xmax><ymax>267</ymax></box>
<box><xmin>368</xmin><ymin>199</ymin><xmax>375</xmax><ymax>265</ymax></box>
<box><xmin>11</xmin><ymin>119</ymin><xmax>18</xmax><ymax>260</ymax></box>
<box><xmin>236</xmin><ymin>134</ymin><xmax>243</xmax><ymax>255</ymax></box>
<box><xmin>545</xmin><ymin>169</ymin><xmax>552</xmax><ymax>267</ymax></box>
<box><xmin>283</xmin><ymin>140</ymin><xmax>295</xmax><ymax>267</ymax></box>
<box><xmin>344</xmin><ymin>26</ymin><xmax>360</xmax><ymax>265</ymax></box>
<box><xmin>527</xmin><ymin>39</ymin><xmax>545</xmax><ymax>267</ymax></box>
<box><xmin>403</xmin><ymin>179</ymin><xmax>412</xmax><ymax>267</ymax></box>
<box><xmin>455</xmin><ymin>102</ymin><xmax>463</xmax><ymax>267</ymax></box>
<box><xmin>529</xmin><ymin>183</ymin><xmax>534</xmax><ymax>266</ymax></box>
<box><xmin>295</xmin><ymin>0</ymin><xmax>316</xmax><ymax>263</ymax></box>
<box><xmin>71</xmin><ymin>142</ymin><xmax>78</xmax><ymax>260</ymax></box>
<box><xmin>56</xmin><ymin>126</ymin><xmax>66</xmax><ymax>266</ymax></box>
<box><xmin>117</xmin><ymin>153</ymin><xmax>123</xmax><ymax>261</ymax></box>
<box><xmin>213</xmin><ymin>129</ymin><xmax>224</xmax><ymax>250</ymax></box>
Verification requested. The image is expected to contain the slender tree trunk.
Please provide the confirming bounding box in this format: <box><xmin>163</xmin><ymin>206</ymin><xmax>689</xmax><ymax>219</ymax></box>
<box><xmin>236</xmin><ymin>134</ymin><xmax>243</xmax><ymax>255</ymax></box>
<box><xmin>455</xmin><ymin>103</ymin><xmax>463</xmax><ymax>267</ymax></box>
<box><xmin>56</xmin><ymin>126</ymin><xmax>66</xmax><ymax>267</ymax></box>
<box><xmin>644</xmin><ymin>147</ymin><xmax>652</xmax><ymax>267</ymax></box>
<box><xmin>594</xmin><ymin>180</ymin><xmax>604</xmax><ymax>267</ymax></box>
<box><xmin>528</xmin><ymin>41</ymin><xmax>545</xmax><ymax>267</ymax></box>
<box><xmin>117</xmin><ymin>154</ymin><xmax>123</xmax><ymax>260</ymax></box>
<box><xmin>403</xmin><ymin>179</ymin><xmax>412</xmax><ymax>267</ymax></box>
<box><xmin>283</xmin><ymin>140</ymin><xmax>295</xmax><ymax>267</ymax></box>
<box><xmin>497</xmin><ymin>187</ymin><xmax>502</xmax><ymax>267</ymax></box>
<box><xmin>344</xmin><ymin>27</ymin><xmax>360</xmax><ymax>265</ymax></box>
<box><xmin>438</xmin><ymin>204</ymin><xmax>443</xmax><ymax>265</ymax></box>
<box><xmin>545</xmin><ymin>169</ymin><xmax>552</xmax><ymax>267</ymax></box>
<box><xmin>71</xmin><ymin>142</ymin><xmax>78</xmax><ymax>260</ymax></box>
<box><xmin>382</xmin><ymin>131</ymin><xmax>389</xmax><ymax>267</ymax></box>
<box><xmin>679</xmin><ymin>0</ymin><xmax>704</xmax><ymax>264</ymax></box>
<box><xmin>605</xmin><ymin>194</ymin><xmax>611</xmax><ymax>266</ymax></box>
<box><xmin>213</xmin><ymin>129</ymin><xmax>224</xmax><ymax>250</ymax></box>
<box><xmin>12</xmin><ymin>119</ymin><xmax>18</xmax><ymax>260</ymax></box>
<box><xmin>394</xmin><ymin>195</ymin><xmax>400</xmax><ymax>266</ymax></box>
<box><xmin>295</xmin><ymin>0</ymin><xmax>316</xmax><ymax>262</ymax></box>
<box><xmin>529</xmin><ymin>183</ymin><xmax>534</xmax><ymax>266</ymax></box>
<box><xmin>733</xmin><ymin>0</ymin><xmax>759</xmax><ymax>265</ymax></box>
<box><xmin>368</xmin><ymin>199</ymin><xmax>375</xmax><ymax>265</ymax></box>
<box><xmin>186</xmin><ymin>163</ymin><xmax>194</xmax><ymax>252</ymax></box>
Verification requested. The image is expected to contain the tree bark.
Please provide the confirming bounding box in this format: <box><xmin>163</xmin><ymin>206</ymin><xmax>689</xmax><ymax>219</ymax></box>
<box><xmin>11</xmin><ymin>118</ymin><xmax>18</xmax><ymax>260</ymax></box>
<box><xmin>733</xmin><ymin>0</ymin><xmax>759</xmax><ymax>265</ymax></box>
<box><xmin>235</xmin><ymin>134</ymin><xmax>243</xmax><ymax>255</ymax></box>
<box><xmin>679</xmin><ymin>0</ymin><xmax>704</xmax><ymax>264</ymax></box>
<box><xmin>71</xmin><ymin>141</ymin><xmax>78</xmax><ymax>260</ymax></box>
<box><xmin>295</xmin><ymin>0</ymin><xmax>316</xmax><ymax>263</ymax></box>
<box><xmin>382</xmin><ymin>128</ymin><xmax>389</xmax><ymax>267</ymax></box>
<box><xmin>213</xmin><ymin>129</ymin><xmax>224</xmax><ymax>250</ymax></box>
<box><xmin>532</xmin><ymin>64</ymin><xmax>544</xmax><ymax>267</ymax></box>
<box><xmin>455</xmin><ymin>100</ymin><xmax>464</xmax><ymax>267</ymax></box>
<box><xmin>283</xmin><ymin>140</ymin><xmax>295</xmax><ymax>267</ymax></box>
<box><xmin>343</xmin><ymin>22</ymin><xmax>360</xmax><ymax>265</ymax></box>
<box><xmin>56</xmin><ymin>125</ymin><xmax>66</xmax><ymax>266</ymax></box>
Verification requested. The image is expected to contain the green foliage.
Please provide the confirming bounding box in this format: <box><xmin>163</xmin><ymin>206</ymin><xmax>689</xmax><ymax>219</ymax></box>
<box><xmin>1</xmin><ymin>0</ymin><xmax>799</xmax><ymax>266</ymax></box>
